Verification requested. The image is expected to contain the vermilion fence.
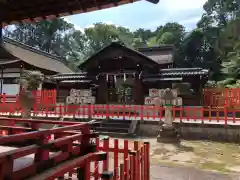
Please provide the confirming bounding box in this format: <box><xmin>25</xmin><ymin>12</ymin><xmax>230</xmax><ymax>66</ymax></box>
<box><xmin>0</xmin><ymin>118</ymin><xmax>149</xmax><ymax>180</ymax></box>
<box><xmin>0</xmin><ymin>104</ymin><xmax>239</xmax><ymax>125</ymax></box>
<box><xmin>203</xmin><ymin>88</ymin><xmax>240</xmax><ymax>107</ymax></box>
<box><xmin>0</xmin><ymin>89</ymin><xmax>56</xmax><ymax>106</ymax></box>
<box><xmin>1</xmin><ymin>88</ymin><xmax>240</xmax><ymax>108</ymax></box>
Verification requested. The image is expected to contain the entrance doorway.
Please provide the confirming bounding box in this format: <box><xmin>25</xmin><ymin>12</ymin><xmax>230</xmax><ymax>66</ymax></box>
<box><xmin>106</xmin><ymin>74</ymin><xmax>134</xmax><ymax>104</ymax></box>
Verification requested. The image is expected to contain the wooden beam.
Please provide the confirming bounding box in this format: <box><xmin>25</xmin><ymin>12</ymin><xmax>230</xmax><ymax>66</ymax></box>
<box><xmin>1</xmin><ymin>0</ymin><xmax>140</xmax><ymax>25</ymax></box>
<box><xmin>0</xmin><ymin>22</ymin><xmax>2</xmax><ymax>44</ymax></box>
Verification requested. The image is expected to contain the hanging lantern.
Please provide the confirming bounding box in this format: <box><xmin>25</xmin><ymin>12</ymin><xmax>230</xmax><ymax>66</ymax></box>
<box><xmin>114</xmin><ymin>75</ymin><xmax>117</xmax><ymax>84</ymax></box>
<box><xmin>139</xmin><ymin>71</ymin><xmax>142</xmax><ymax>79</ymax></box>
<box><xmin>96</xmin><ymin>74</ymin><xmax>100</xmax><ymax>80</ymax></box>
<box><xmin>123</xmin><ymin>73</ymin><xmax>126</xmax><ymax>82</ymax></box>
<box><xmin>106</xmin><ymin>74</ymin><xmax>109</xmax><ymax>81</ymax></box>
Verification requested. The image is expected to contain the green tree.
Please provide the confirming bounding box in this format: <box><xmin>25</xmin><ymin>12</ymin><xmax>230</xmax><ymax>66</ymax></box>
<box><xmin>133</xmin><ymin>28</ymin><xmax>153</xmax><ymax>43</ymax></box>
<box><xmin>84</xmin><ymin>23</ymin><xmax>134</xmax><ymax>56</ymax></box>
<box><xmin>202</xmin><ymin>0</ymin><xmax>239</xmax><ymax>27</ymax></box>
<box><xmin>18</xmin><ymin>71</ymin><xmax>44</xmax><ymax>118</ymax></box>
<box><xmin>156</xmin><ymin>23</ymin><xmax>185</xmax><ymax>48</ymax></box>
<box><xmin>218</xmin><ymin>18</ymin><xmax>240</xmax><ymax>85</ymax></box>
<box><xmin>6</xmin><ymin>18</ymin><xmax>74</xmax><ymax>56</ymax></box>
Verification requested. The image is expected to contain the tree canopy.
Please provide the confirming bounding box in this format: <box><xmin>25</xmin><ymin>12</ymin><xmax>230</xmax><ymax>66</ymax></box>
<box><xmin>3</xmin><ymin>0</ymin><xmax>240</xmax><ymax>87</ymax></box>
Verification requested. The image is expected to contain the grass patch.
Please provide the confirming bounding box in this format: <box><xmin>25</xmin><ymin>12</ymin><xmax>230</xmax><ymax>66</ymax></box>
<box><xmin>192</xmin><ymin>141</ymin><xmax>240</xmax><ymax>166</ymax></box>
<box><xmin>199</xmin><ymin>162</ymin><xmax>227</xmax><ymax>172</ymax></box>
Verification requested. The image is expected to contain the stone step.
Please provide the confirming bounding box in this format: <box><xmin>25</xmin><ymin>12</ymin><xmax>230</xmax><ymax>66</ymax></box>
<box><xmin>97</xmin><ymin>131</ymin><xmax>129</xmax><ymax>137</ymax></box>
<box><xmin>100</xmin><ymin>121</ymin><xmax>131</xmax><ymax>128</ymax></box>
<box><xmin>94</xmin><ymin>126</ymin><xmax>129</xmax><ymax>133</ymax></box>
<box><xmin>92</xmin><ymin>119</ymin><xmax>132</xmax><ymax>134</ymax></box>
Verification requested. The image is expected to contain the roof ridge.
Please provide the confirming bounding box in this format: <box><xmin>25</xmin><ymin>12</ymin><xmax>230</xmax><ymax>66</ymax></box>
<box><xmin>137</xmin><ymin>45</ymin><xmax>174</xmax><ymax>52</ymax></box>
<box><xmin>160</xmin><ymin>68</ymin><xmax>204</xmax><ymax>72</ymax></box>
<box><xmin>79</xmin><ymin>42</ymin><xmax>160</xmax><ymax>69</ymax></box>
<box><xmin>3</xmin><ymin>37</ymin><xmax>63</xmax><ymax>62</ymax></box>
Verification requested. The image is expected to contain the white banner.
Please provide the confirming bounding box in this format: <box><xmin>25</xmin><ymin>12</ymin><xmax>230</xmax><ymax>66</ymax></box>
<box><xmin>66</xmin><ymin>96</ymin><xmax>96</xmax><ymax>104</ymax></box>
<box><xmin>70</xmin><ymin>89</ymin><xmax>92</xmax><ymax>97</ymax></box>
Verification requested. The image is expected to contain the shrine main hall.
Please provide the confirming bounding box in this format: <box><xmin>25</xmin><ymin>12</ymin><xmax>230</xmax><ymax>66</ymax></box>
<box><xmin>50</xmin><ymin>42</ymin><xmax>209</xmax><ymax>106</ymax></box>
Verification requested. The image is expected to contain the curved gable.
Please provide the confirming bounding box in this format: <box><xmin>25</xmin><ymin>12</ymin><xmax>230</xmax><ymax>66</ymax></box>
<box><xmin>79</xmin><ymin>43</ymin><xmax>160</xmax><ymax>72</ymax></box>
<box><xmin>2</xmin><ymin>37</ymin><xmax>73</xmax><ymax>73</ymax></box>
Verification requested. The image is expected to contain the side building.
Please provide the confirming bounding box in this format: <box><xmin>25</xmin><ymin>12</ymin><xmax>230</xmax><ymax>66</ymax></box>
<box><xmin>0</xmin><ymin>37</ymin><xmax>73</xmax><ymax>95</ymax></box>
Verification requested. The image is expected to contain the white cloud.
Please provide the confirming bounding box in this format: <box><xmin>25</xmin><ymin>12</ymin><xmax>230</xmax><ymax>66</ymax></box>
<box><xmin>63</xmin><ymin>19</ymin><xmax>122</xmax><ymax>32</ymax></box>
<box><xmin>85</xmin><ymin>21</ymin><xmax>114</xmax><ymax>29</ymax></box>
<box><xmin>84</xmin><ymin>21</ymin><xmax>130</xmax><ymax>29</ymax></box>
<box><xmin>145</xmin><ymin>0</ymin><xmax>207</xmax><ymax>31</ymax></box>
<box><xmin>158</xmin><ymin>0</ymin><xmax>207</xmax><ymax>11</ymax></box>
<box><xmin>63</xmin><ymin>18</ymin><xmax>84</xmax><ymax>33</ymax></box>
<box><xmin>63</xmin><ymin>0</ymin><xmax>208</xmax><ymax>33</ymax></box>
<box><xmin>179</xmin><ymin>17</ymin><xmax>201</xmax><ymax>25</ymax></box>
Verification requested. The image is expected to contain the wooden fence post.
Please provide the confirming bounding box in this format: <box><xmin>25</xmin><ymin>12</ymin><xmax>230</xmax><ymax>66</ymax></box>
<box><xmin>129</xmin><ymin>151</ymin><xmax>137</xmax><ymax>180</ymax></box>
<box><xmin>103</xmin><ymin>136</ymin><xmax>109</xmax><ymax>171</ymax></box>
<box><xmin>34</xmin><ymin>134</ymin><xmax>50</xmax><ymax>162</ymax></box>
<box><xmin>144</xmin><ymin>142</ymin><xmax>150</xmax><ymax>180</ymax></box>
<box><xmin>77</xmin><ymin>167</ymin><xmax>85</xmax><ymax>180</ymax></box>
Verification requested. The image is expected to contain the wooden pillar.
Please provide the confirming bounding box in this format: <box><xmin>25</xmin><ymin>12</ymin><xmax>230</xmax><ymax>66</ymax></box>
<box><xmin>0</xmin><ymin>21</ymin><xmax>2</xmax><ymax>44</ymax></box>
<box><xmin>0</xmin><ymin>67</ymin><xmax>3</xmax><ymax>94</ymax></box>
<box><xmin>97</xmin><ymin>74</ymin><xmax>107</xmax><ymax>104</ymax></box>
<box><xmin>199</xmin><ymin>75</ymin><xmax>204</xmax><ymax>106</ymax></box>
<box><xmin>56</xmin><ymin>81</ymin><xmax>59</xmax><ymax>102</ymax></box>
<box><xmin>19</xmin><ymin>63</ymin><xmax>23</xmax><ymax>93</ymax></box>
<box><xmin>0</xmin><ymin>21</ymin><xmax>3</xmax><ymax>94</ymax></box>
<box><xmin>191</xmin><ymin>76</ymin><xmax>202</xmax><ymax>106</ymax></box>
<box><xmin>133</xmin><ymin>73</ymin><xmax>144</xmax><ymax>105</ymax></box>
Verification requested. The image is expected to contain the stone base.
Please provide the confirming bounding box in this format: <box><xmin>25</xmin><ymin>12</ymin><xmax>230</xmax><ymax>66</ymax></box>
<box><xmin>157</xmin><ymin>124</ymin><xmax>180</xmax><ymax>143</ymax></box>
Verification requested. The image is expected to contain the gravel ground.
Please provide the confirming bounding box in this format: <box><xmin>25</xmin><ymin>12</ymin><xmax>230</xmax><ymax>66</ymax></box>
<box><xmin>1</xmin><ymin>139</ymin><xmax>240</xmax><ymax>180</ymax></box>
<box><xmin>150</xmin><ymin>165</ymin><xmax>240</xmax><ymax>180</ymax></box>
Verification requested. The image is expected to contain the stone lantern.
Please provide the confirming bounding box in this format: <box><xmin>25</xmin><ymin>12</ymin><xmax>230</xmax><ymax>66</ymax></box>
<box><xmin>157</xmin><ymin>88</ymin><xmax>182</xmax><ymax>143</ymax></box>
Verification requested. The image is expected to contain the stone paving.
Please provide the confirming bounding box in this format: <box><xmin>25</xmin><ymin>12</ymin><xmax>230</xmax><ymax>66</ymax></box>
<box><xmin>1</xmin><ymin>138</ymin><xmax>240</xmax><ymax>180</ymax></box>
<box><xmin>150</xmin><ymin>165</ymin><xmax>240</xmax><ymax>180</ymax></box>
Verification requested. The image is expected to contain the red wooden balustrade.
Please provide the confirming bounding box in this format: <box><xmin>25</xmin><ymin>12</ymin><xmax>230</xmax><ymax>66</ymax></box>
<box><xmin>0</xmin><ymin>104</ymin><xmax>240</xmax><ymax>125</ymax></box>
<box><xmin>0</xmin><ymin>118</ymin><xmax>150</xmax><ymax>180</ymax></box>
<box><xmin>0</xmin><ymin>89</ymin><xmax>56</xmax><ymax>108</ymax></box>
<box><xmin>203</xmin><ymin>88</ymin><xmax>240</xmax><ymax>107</ymax></box>
<box><xmin>2</xmin><ymin>88</ymin><xmax>240</xmax><ymax>108</ymax></box>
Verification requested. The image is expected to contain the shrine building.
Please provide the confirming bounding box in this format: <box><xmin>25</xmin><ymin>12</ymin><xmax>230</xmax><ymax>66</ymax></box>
<box><xmin>0</xmin><ymin>37</ymin><xmax>73</xmax><ymax>95</ymax></box>
<box><xmin>50</xmin><ymin>42</ymin><xmax>209</xmax><ymax>106</ymax></box>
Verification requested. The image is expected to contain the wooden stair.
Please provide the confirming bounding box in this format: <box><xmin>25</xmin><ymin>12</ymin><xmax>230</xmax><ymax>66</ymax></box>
<box><xmin>92</xmin><ymin>119</ymin><xmax>135</xmax><ymax>135</ymax></box>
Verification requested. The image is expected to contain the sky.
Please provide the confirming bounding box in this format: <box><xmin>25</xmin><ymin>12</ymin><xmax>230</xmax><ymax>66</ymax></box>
<box><xmin>64</xmin><ymin>0</ymin><xmax>208</xmax><ymax>32</ymax></box>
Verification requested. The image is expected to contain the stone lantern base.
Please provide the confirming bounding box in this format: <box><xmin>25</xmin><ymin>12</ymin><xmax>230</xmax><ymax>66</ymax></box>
<box><xmin>157</xmin><ymin>124</ymin><xmax>180</xmax><ymax>144</ymax></box>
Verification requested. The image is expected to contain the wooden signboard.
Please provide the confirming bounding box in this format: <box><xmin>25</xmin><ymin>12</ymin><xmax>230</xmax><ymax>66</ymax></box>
<box><xmin>66</xmin><ymin>89</ymin><xmax>95</xmax><ymax>104</ymax></box>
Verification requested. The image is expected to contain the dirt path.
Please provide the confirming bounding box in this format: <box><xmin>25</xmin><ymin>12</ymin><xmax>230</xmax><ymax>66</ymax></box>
<box><xmin>150</xmin><ymin>165</ymin><xmax>240</xmax><ymax>180</ymax></box>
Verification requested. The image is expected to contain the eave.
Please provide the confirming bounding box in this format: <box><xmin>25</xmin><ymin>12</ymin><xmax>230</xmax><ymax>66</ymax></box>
<box><xmin>0</xmin><ymin>0</ymin><xmax>159</xmax><ymax>26</ymax></box>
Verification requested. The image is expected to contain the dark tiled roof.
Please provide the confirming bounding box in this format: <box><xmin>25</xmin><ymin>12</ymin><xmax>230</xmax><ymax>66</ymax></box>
<box><xmin>160</xmin><ymin>68</ymin><xmax>209</xmax><ymax>76</ymax></box>
<box><xmin>51</xmin><ymin>73</ymin><xmax>88</xmax><ymax>80</ymax></box>
<box><xmin>50</xmin><ymin>72</ymin><xmax>95</xmax><ymax>82</ymax></box>
<box><xmin>137</xmin><ymin>45</ymin><xmax>174</xmax><ymax>52</ymax></box>
<box><xmin>79</xmin><ymin>42</ymin><xmax>160</xmax><ymax>69</ymax></box>
<box><xmin>138</xmin><ymin>45</ymin><xmax>174</xmax><ymax>64</ymax></box>
<box><xmin>143</xmin><ymin>68</ymin><xmax>209</xmax><ymax>78</ymax></box>
<box><xmin>1</xmin><ymin>37</ymin><xmax>73</xmax><ymax>73</ymax></box>
<box><xmin>60</xmin><ymin>80</ymin><xmax>92</xmax><ymax>83</ymax></box>
<box><xmin>79</xmin><ymin>42</ymin><xmax>175</xmax><ymax>70</ymax></box>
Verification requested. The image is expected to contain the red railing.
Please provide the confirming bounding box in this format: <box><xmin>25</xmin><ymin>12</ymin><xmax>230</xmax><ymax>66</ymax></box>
<box><xmin>0</xmin><ymin>89</ymin><xmax>56</xmax><ymax>106</ymax></box>
<box><xmin>203</xmin><ymin>88</ymin><xmax>240</xmax><ymax>107</ymax></box>
<box><xmin>3</xmin><ymin>88</ymin><xmax>240</xmax><ymax>108</ymax></box>
<box><xmin>0</xmin><ymin>118</ymin><xmax>149</xmax><ymax>180</ymax></box>
<box><xmin>0</xmin><ymin>104</ymin><xmax>239</xmax><ymax>125</ymax></box>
